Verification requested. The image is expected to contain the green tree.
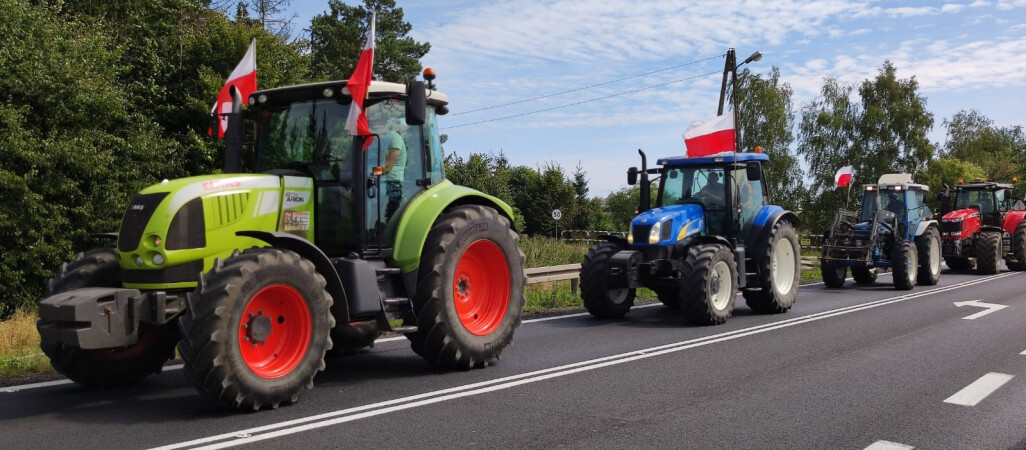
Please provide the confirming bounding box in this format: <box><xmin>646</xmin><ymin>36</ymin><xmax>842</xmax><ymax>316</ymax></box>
<box><xmin>735</xmin><ymin>67</ymin><xmax>804</xmax><ymax>211</ymax></box>
<box><xmin>918</xmin><ymin>158</ymin><xmax>987</xmax><ymax>208</ymax></box>
<box><xmin>309</xmin><ymin>0</ymin><xmax>430</xmax><ymax>82</ymax></box>
<box><xmin>796</xmin><ymin>77</ymin><xmax>858</xmax><ymax>232</ymax></box>
<box><xmin>941</xmin><ymin>110</ymin><xmax>1026</xmax><ymax>197</ymax></box>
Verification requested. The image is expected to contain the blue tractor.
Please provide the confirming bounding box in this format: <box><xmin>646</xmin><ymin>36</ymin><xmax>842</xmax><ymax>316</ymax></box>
<box><xmin>579</xmin><ymin>150</ymin><xmax>801</xmax><ymax>325</ymax></box>
<box><xmin>820</xmin><ymin>174</ymin><xmax>941</xmax><ymax>290</ymax></box>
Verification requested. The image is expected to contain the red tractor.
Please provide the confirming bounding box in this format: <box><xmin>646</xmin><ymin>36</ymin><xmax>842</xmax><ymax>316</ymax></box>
<box><xmin>937</xmin><ymin>179</ymin><xmax>1026</xmax><ymax>273</ymax></box>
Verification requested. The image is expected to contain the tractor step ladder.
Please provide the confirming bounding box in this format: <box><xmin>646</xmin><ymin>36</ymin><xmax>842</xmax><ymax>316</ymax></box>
<box><xmin>376</xmin><ymin>267</ymin><xmax>419</xmax><ymax>333</ymax></box>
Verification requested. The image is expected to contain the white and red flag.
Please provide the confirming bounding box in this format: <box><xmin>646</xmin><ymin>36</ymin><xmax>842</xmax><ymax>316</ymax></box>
<box><xmin>683</xmin><ymin>114</ymin><xmax>735</xmax><ymax>157</ymax></box>
<box><xmin>209</xmin><ymin>39</ymin><xmax>257</xmax><ymax>138</ymax></box>
<box><xmin>835</xmin><ymin>165</ymin><xmax>854</xmax><ymax>188</ymax></box>
<box><xmin>345</xmin><ymin>11</ymin><xmax>376</xmax><ymax>151</ymax></box>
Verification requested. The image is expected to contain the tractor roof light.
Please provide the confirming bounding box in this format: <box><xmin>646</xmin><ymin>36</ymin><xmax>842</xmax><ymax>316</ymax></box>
<box><xmin>1014</xmin><ymin>176</ymin><xmax>1019</xmax><ymax>183</ymax></box>
<box><xmin>323</xmin><ymin>88</ymin><xmax>335</xmax><ymax>98</ymax></box>
<box><xmin>894</xmin><ymin>185</ymin><xmax>903</xmax><ymax>191</ymax></box>
<box><xmin>866</xmin><ymin>186</ymin><xmax>875</xmax><ymax>191</ymax></box>
<box><xmin>958</xmin><ymin>179</ymin><xmax>964</xmax><ymax>184</ymax></box>
<box><xmin>753</xmin><ymin>145</ymin><xmax>763</xmax><ymax>153</ymax></box>
<box><xmin>423</xmin><ymin>67</ymin><xmax>436</xmax><ymax>80</ymax></box>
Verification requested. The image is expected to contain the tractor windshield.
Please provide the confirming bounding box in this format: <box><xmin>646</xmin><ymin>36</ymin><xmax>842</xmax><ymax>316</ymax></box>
<box><xmin>254</xmin><ymin>98</ymin><xmax>354</xmax><ymax>172</ymax></box>
<box><xmin>858</xmin><ymin>189</ymin><xmax>905</xmax><ymax>221</ymax></box>
<box><xmin>953</xmin><ymin>188</ymin><xmax>1000</xmax><ymax>214</ymax></box>
<box><xmin>660</xmin><ymin>166</ymin><xmax>727</xmax><ymax>210</ymax></box>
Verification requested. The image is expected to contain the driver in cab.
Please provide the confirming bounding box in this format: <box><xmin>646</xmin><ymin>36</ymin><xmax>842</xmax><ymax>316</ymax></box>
<box><xmin>696</xmin><ymin>172</ymin><xmax>726</xmax><ymax>207</ymax></box>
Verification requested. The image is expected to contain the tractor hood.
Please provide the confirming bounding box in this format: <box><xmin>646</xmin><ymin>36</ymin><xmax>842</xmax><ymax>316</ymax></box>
<box><xmin>629</xmin><ymin>203</ymin><xmax>705</xmax><ymax>246</ymax></box>
<box><xmin>942</xmin><ymin>208</ymin><xmax>980</xmax><ymax>223</ymax></box>
<box><xmin>117</xmin><ymin>174</ymin><xmax>312</xmax><ymax>289</ymax></box>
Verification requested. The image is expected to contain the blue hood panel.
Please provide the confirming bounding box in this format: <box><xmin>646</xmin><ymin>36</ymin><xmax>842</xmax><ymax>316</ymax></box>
<box><xmin>631</xmin><ymin>203</ymin><xmax>706</xmax><ymax>246</ymax></box>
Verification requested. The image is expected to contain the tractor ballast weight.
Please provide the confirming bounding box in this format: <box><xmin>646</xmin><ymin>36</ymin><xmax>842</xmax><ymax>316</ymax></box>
<box><xmin>936</xmin><ymin>180</ymin><xmax>1026</xmax><ymax>273</ymax></box>
<box><xmin>581</xmin><ymin>151</ymin><xmax>801</xmax><ymax>325</ymax></box>
<box><xmin>820</xmin><ymin>174</ymin><xmax>941</xmax><ymax>290</ymax></box>
<box><xmin>37</xmin><ymin>74</ymin><xmax>527</xmax><ymax>410</ymax></box>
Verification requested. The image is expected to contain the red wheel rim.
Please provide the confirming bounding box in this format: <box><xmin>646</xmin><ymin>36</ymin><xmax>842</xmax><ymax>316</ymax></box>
<box><xmin>453</xmin><ymin>239</ymin><xmax>511</xmax><ymax>336</ymax></box>
<box><xmin>238</xmin><ymin>284</ymin><xmax>312</xmax><ymax>379</ymax></box>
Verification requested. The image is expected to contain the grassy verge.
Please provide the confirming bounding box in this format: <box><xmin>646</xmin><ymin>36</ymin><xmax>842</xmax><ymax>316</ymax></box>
<box><xmin>0</xmin><ymin>309</ymin><xmax>51</xmax><ymax>379</ymax></box>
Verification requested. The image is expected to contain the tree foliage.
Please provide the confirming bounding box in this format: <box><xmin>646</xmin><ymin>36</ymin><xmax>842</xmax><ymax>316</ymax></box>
<box><xmin>309</xmin><ymin>0</ymin><xmax>430</xmax><ymax>82</ymax></box>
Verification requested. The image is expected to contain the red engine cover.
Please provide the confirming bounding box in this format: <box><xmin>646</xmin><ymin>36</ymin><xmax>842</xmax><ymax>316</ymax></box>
<box><xmin>941</xmin><ymin>208</ymin><xmax>982</xmax><ymax>240</ymax></box>
<box><xmin>1003</xmin><ymin>210</ymin><xmax>1026</xmax><ymax>234</ymax></box>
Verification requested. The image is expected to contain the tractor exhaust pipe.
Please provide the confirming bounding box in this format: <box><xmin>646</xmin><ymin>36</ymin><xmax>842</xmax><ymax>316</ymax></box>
<box><xmin>223</xmin><ymin>85</ymin><xmax>244</xmax><ymax>173</ymax></box>
<box><xmin>638</xmin><ymin>149</ymin><xmax>650</xmax><ymax>213</ymax></box>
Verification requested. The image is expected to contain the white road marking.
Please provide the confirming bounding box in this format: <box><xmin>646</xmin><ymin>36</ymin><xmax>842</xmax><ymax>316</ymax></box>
<box><xmin>1020</xmin><ymin>349</ymin><xmax>1026</xmax><ymax>355</ymax></box>
<box><xmin>0</xmin><ymin>379</ymin><xmax>74</xmax><ymax>393</ymax></box>
<box><xmin>865</xmin><ymin>440</ymin><xmax>914</xmax><ymax>450</ymax></box>
<box><xmin>953</xmin><ymin>299</ymin><xmax>1008</xmax><ymax>320</ymax></box>
<box><xmin>150</xmin><ymin>272</ymin><xmax>1019</xmax><ymax>450</ymax></box>
<box><xmin>943</xmin><ymin>372</ymin><xmax>1015</xmax><ymax>406</ymax></box>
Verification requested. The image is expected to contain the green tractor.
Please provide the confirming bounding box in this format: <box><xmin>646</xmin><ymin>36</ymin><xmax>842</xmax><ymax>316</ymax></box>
<box><xmin>36</xmin><ymin>71</ymin><xmax>526</xmax><ymax>410</ymax></box>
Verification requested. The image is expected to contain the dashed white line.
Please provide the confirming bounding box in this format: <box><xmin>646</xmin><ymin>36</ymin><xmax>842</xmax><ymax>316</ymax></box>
<box><xmin>943</xmin><ymin>372</ymin><xmax>1015</xmax><ymax>406</ymax></box>
<box><xmin>865</xmin><ymin>440</ymin><xmax>914</xmax><ymax>450</ymax></box>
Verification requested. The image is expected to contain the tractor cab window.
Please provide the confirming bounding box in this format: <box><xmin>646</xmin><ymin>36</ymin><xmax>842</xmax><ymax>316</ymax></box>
<box><xmin>660</xmin><ymin>166</ymin><xmax>728</xmax><ymax>235</ymax></box>
<box><xmin>953</xmin><ymin>189</ymin><xmax>996</xmax><ymax>214</ymax></box>
<box><xmin>254</xmin><ymin>98</ymin><xmax>353</xmax><ymax>176</ymax></box>
<box><xmin>860</xmin><ymin>189</ymin><xmax>906</xmax><ymax>221</ymax></box>
<box><xmin>734</xmin><ymin>166</ymin><xmax>764</xmax><ymax>237</ymax></box>
<box><xmin>363</xmin><ymin>99</ymin><xmax>427</xmax><ymax>249</ymax></box>
<box><xmin>425</xmin><ymin>107</ymin><xmax>444</xmax><ymax>184</ymax></box>
<box><xmin>995</xmin><ymin>188</ymin><xmax>1008</xmax><ymax>210</ymax></box>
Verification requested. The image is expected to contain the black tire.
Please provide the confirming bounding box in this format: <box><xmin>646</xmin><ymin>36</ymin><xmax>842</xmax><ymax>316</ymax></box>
<box><xmin>655</xmin><ymin>288</ymin><xmax>681</xmax><ymax>309</ymax></box>
<box><xmin>178</xmin><ymin>248</ymin><xmax>334</xmax><ymax>410</ymax></box>
<box><xmin>945</xmin><ymin>257</ymin><xmax>971</xmax><ymax>271</ymax></box>
<box><xmin>38</xmin><ymin>248</ymin><xmax>177</xmax><ymax>388</ymax></box>
<box><xmin>821</xmin><ymin>259</ymin><xmax>847</xmax><ymax>288</ymax></box>
<box><xmin>892</xmin><ymin>240</ymin><xmax>917</xmax><ymax>291</ymax></box>
<box><xmin>328</xmin><ymin>321</ymin><xmax>380</xmax><ymax>356</ymax></box>
<box><xmin>851</xmin><ymin>267</ymin><xmax>877</xmax><ymax>285</ymax></box>
<box><xmin>916</xmin><ymin>226</ymin><xmax>941</xmax><ymax>285</ymax></box>
<box><xmin>1007</xmin><ymin>222</ymin><xmax>1026</xmax><ymax>271</ymax></box>
<box><xmin>580</xmin><ymin>242</ymin><xmax>636</xmax><ymax>318</ymax></box>
<box><xmin>743</xmin><ymin>220</ymin><xmax>800</xmax><ymax>314</ymax></box>
<box><xmin>682</xmin><ymin>244</ymin><xmax>738</xmax><ymax>325</ymax></box>
<box><xmin>975</xmin><ymin>231</ymin><xmax>1001</xmax><ymax>274</ymax></box>
<box><xmin>407</xmin><ymin>205</ymin><xmax>525</xmax><ymax>370</ymax></box>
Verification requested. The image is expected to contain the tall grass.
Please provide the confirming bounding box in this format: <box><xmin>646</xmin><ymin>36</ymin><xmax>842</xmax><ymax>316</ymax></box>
<box><xmin>0</xmin><ymin>309</ymin><xmax>50</xmax><ymax>378</ymax></box>
<box><xmin>520</xmin><ymin>236</ymin><xmax>593</xmax><ymax>267</ymax></box>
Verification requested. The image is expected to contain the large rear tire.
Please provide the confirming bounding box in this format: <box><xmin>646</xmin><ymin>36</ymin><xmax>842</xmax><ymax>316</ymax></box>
<box><xmin>580</xmin><ymin>242</ymin><xmax>636</xmax><ymax>318</ymax></box>
<box><xmin>916</xmin><ymin>226</ymin><xmax>941</xmax><ymax>285</ymax></box>
<box><xmin>1007</xmin><ymin>222</ymin><xmax>1026</xmax><ymax>271</ymax></box>
<box><xmin>38</xmin><ymin>248</ymin><xmax>177</xmax><ymax>388</ymax></box>
<box><xmin>975</xmin><ymin>231</ymin><xmax>1002</xmax><ymax>274</ymax></box>
<box><xmin>178</xmin><ymin>248</ymin><xmax>334</xmax><ymax>410</ymax></box>
<box><xmin>821</xmin><ymin>259</ymin><xmax>847</xmax><ymax>288</ymax></box>
<box><xmin>407</xmin><ymin>205</ymin><xmax>525</xmax><ymax>369</ymax></box>
<box><xmin>743</xmin><ymin>220</ymin><xmax>799</xmax><ymax>314</ymax></box>
<box><xmin>683</xmin><ymin>244</ymin><xmax>737</xmax><ymax>325</ymax></box>
<box><xmin>893</xmin><ymin>240</ymin><xmax>917</xmax><ymax>291</ymax></box>
<box><xmin>851</xmin><ymin>267</ymin><xmax>877</xmax><ymax>285</ymax></box>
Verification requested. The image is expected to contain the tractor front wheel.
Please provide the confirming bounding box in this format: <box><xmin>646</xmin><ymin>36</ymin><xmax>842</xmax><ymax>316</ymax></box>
<box><xmin>916</xmin><ymin>226</ymin><xmax>941</xmax><ymax>285</ymax></box>
<box><xmin>975</xmin><ymin>231</ymin><xmax>1002</xmax><ymax>274</ymax></box>
<box><xmin>581</xmin><ymin>242</ymin><xmax>636</xmax><ymax>318</ymax></box>
<box><xmin>893</xmin><ymin>241</ymin><xmax>918</xmax><ymax>290</ymax></box>
<box><xmin>683</xmin><ymin>244</ymin><xmax>738</xmax><ymax>325</ymax></box>
<box><xmin>178</xmin><ymin>248</ymin><xmax>334</xmax><ymax>410</ymax></box>
<box><xmin>821</xmin><ymin>259</ymin><xmax>847</xmax><ymax>288</ymax></box>
<box><xmin>743</xmin><ymin>220</ymin><xmax>799</xmax><ymax>314</ymax></box>
<box><xmin>1007</xmin><ymin>222</ymin><xmax>1026</xmax><ymax>271</ymax></box>
<box><xmin>39</xmin><ymin>248</ymin><xmax>177</xmax><ymax>387</ymax></box>
<box><xmin>408</xmin><ymin>205</ymin><xmax>525</xmax><ymax>369</ymax></box>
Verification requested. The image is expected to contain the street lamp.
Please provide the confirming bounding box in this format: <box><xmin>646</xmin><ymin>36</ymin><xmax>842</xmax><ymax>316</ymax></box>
<box><xmin>716</xmin><ymin>48</ymin><xmax>763</xmax><ymax>116</ymax></box>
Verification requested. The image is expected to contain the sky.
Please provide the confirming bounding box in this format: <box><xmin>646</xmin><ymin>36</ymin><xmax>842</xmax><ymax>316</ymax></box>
<box><xmin>288</xmin><ymin>0</ymin><xmax>1026</xmax><ymax>198</ymax></box>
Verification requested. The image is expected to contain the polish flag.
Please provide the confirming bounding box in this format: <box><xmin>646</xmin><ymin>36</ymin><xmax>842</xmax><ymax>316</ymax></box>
<box><xmin>345</xmin><ymin>12</ymin><xmax>376</xmax><ymax>151</ymax></box>
<box><xmin>835</xmin><ymin>165</ymin><xmax>854</xmax><ymax>188</ymax></box>
<box><xmin>209</xmin><ymin>39</ymin><xmax>257</xmax><ymax>138</ymax></box>
<box><xmin>683</xmin><ymin>114</ymin><xmax>735</xmax><ymax>157</ymax></box>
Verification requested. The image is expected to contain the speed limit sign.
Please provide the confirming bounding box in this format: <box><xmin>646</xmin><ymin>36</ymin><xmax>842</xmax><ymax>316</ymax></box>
<box><xmin>551</xmin><ymin>209</ymin><xmax>562</xmax><ymax>221</ymax></box>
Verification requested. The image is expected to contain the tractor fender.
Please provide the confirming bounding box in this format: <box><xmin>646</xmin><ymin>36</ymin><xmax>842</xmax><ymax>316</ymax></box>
<box><xmin>601</xmin><ymin>234</ymin><xmax>629</xmax><ymax>246</ymax></box>
<box><xmin>236</xmin><ymin>230</ymin><xmax>350</xmax><ymax>323</ymax></box>
<box><xmin>915</xmin><ymin>220</ymin><xmax>938</xmax><ymax>237</ymax></box>
<box><xmin>671</xmin><ymin>235</ymin><xmax>732</xmax><ymax>259</ymax></box>
<box><xmin>980</xmin><ymin>225</ymin><xmax>1006</xmax><ymax>234</ymax></box>
<box><xmin>1003</xmin><ymin>210</ymin><xmax>1026</xmax><ymax>234</ymax></box>
<box><xmin>392</xmin><ymin>180</ymin><xmax>516</xmax><ymax>274</ymax></box>
<box><xmin>746</xmin><ymin>206</ymin><xmax>800</xmax><ymax>253</ymax></box>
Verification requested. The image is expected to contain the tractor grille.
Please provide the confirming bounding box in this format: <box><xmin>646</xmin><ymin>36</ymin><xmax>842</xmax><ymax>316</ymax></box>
<box><xmin>632</xmin><ymin>224</ymin><xmax>652</xmax><ymax>244</ymax></box>
<box><xmin>166</xmin><ymin>198</ymin><xmax>206</xmax><ymax>250</ymax></box>
<box><xmin>118</xmin><ymin>192</ymin><xmax>169</xmax><ymax>252</ymax></box>
<box><xmin>205</xmin><ymin>192</ymin><xmax>250</xmax><ymax>227</ymax></box>
<box><xmin>941</xmin><ymin>220</ymin><xmax>962</xmax><ymax>236</ymax></box>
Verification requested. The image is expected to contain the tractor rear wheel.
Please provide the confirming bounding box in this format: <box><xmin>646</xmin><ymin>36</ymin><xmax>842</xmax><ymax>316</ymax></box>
<box><xmin>916</xmin><ymin>226</ymin><xmax>941</xmax><ymax>285</ymax></box>
<box><xmin>682</xmin><ymin>244</ymin><xmax>738</xmax><ymax>325</ymax></box>
<box><xmin>1007</xmin><ymin>222</ymin><xmax>1026</xmax><ymax>271</ymax></box>
<box><xmin>38</xmin><ymin>248</ymin><xmax>177</xmax><ymax>388</ymax></box>
<box><xmin>975</xmin><ymin>231</ymin><xmax>1002</xmax><ymax>274</ymax></box>
<box><xmin>328</xmin><ymin>321</ymin><xmax>380</xmax><ymax>356</ymax></box>
<box><xmin>408</xmin><ymin>205</ymin><xmax>525</xmax><ymax>369</ymax></box>
<box><xmin>851</xmin><ymin>267</ymin><xmax>877</xmax><ymax>285</ymax></box>
<box><xmin>945</xmin><ymin>257</ymin><xmax>971</xmax><ymax>271</ymax></box>
<box><xmin>821</xmin><ymin>259</ymin><xmax>847</xmax><ymax>288</ymax></box>
<box><xmin>743</xmin><ymin>220</ymin><xmax>799</xmax><ymax>314</ymax></box>
<box><xmin>178</xmin><ymin>248</ymin><xmax>334</xmax><ymax>410</ymax></box>
<box><xmin>893</xmin><ymin>240</ymin><xmax>917</xmax><ymax>290</ymax></box>
<box><xmin>580</xmin><ymin>242</ymin><xmax>636</xmax><ymax>318</ymax></box>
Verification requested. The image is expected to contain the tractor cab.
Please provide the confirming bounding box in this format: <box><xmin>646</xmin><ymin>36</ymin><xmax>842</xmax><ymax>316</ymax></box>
<box><xmin>941</xmin><ymin>181</ymin><xmax>1013</xmax><ymax>228</ymax></box>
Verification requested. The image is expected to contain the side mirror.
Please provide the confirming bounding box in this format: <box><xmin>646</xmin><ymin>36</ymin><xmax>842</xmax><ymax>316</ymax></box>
<box><xmin>627</xmin><ymin>167</ymin><xmax>638</xmax><ymax>185</ymax></box>
<box><xmin>746</xmin><ymin>161</ymin><xmax>761</xmax><ymax>181</ymax></box>
<box><xmin>405</xmin><ymin>81</ymin><xmax>427</xmax><ymax>125</ymax></box>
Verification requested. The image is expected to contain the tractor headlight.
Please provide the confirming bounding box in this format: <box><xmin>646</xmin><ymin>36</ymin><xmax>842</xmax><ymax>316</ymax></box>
<box><xmin>627</xmin><ymin>225</ymin><xmax>634</xmax><ymax>244</ymax></box>
<box><xmin>134</xmin><ymin>254</ymin><xmax>144</xmax><ymax>266</ymax></box>
<box><xmin>649</xmin><ymin>221</ymin><xmax>662</xmax><ymax>244</ymax></box>
<box><xmin>151</xmin><ymin>252</ymin><xmax>165</xmax><ymax>266</ymax></box>
<box><xmin>948</xmin><ymin>217</ymin><xmax>963</xmax><ymax>222</ymax></box>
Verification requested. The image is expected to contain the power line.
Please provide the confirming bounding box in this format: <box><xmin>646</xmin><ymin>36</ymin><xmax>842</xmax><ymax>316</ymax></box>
<box><xmin>449</xmin><ymin>54</ymin><xmax>725</xmax><ymax>116</ymax></box>
<box><xmin>443</xmin><ymin>69</ymin><xmax>723</xmax><ymax>130</ymax></box>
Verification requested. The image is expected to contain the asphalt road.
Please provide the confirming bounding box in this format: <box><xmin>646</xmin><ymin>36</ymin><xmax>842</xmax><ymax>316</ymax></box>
<box><xmin>2</xmin><ymin>267</ymin><xmax>1025</xmax><ymax>450</ymax></box>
